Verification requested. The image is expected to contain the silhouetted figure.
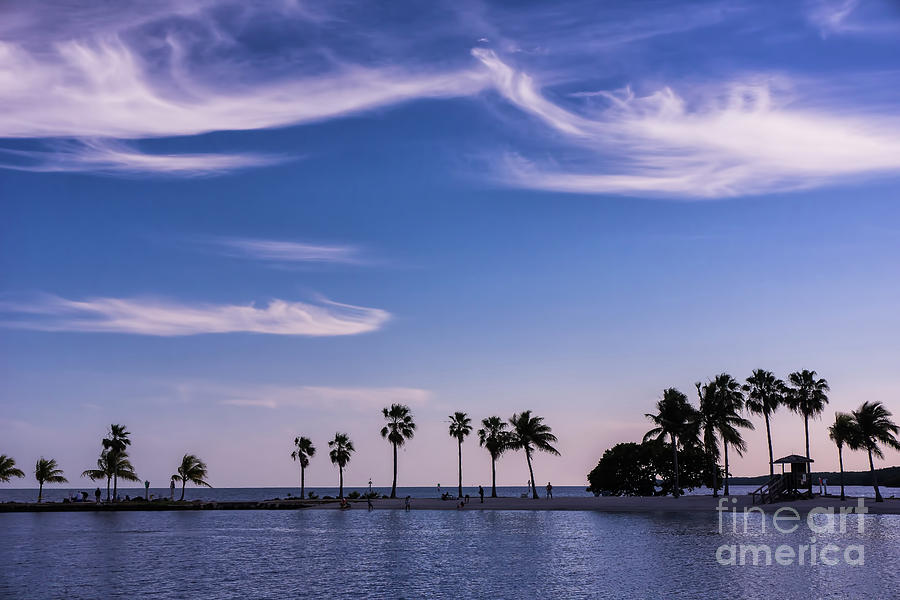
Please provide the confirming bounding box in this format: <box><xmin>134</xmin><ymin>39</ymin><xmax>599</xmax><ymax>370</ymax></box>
<box><xmin>464</xmin><ymin>494</ymin><xmax>470</xmax><ymax>504</ymax></box>
<box><xmin>94</xmin><ymin>488</ymin><xmax>101</xmax><ymax>503</ymax></box>
<box><xmin>404</xmin><ymin>495</ymin><xmax>411</xmax><ymax>511</ymax></box>
<box><xmin>478</xmin><ymin>485</ymin><xmax>484</xmax><ymax>503</ymax></box>
<box><xmin>546</xmin><ymin>482</ymin><xmax>553</xmax><ymax>499</ymax></box>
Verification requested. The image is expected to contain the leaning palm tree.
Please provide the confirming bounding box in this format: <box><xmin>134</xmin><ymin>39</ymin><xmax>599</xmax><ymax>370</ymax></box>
<box><xmin>102</xmin><ymin>424</ymin><xmax>132</xmax><ymax>502</ymax></box>
<box><xmin>171</xmin><ymin>454</ymin><xmax>212</xmax><ymax>501</ymax></box>
<box><xmin>508</xmin><ymin>411</ymin><xmax>559</xmax><ymax>499</ymax></box>
<box><xmin>743</xmin><ymin>369</ymin><xmax>785</xmax><ymax>478</ymax></box>
<box><xmin>697</xmin><ymin>375</ymin><xmax>753</xmax><ymax>496</ymax></box>
<box><xmin>786</xmin><ymin>370</ymin><xmax>829</xmax><ymax>493</ymax></box>
<box><xmin>34</xmin><ymin>457</ymin><xmax>67</xmax><ymax>503</ymax></box>
<box><xmin>448</xmin><ymin>412</ymin><xmax>472</xmax><ymax>499</ymax></box>
<box><xmin>82</xmin><ymin>449</ymin><xmax>140</xmax><ymax>502</ymax></box>
<box><xmin>828</xmin><ymin>412</ymin><xmax>859</xmax><ymax>501</ymax></box>
<box><xmin>290</xmin><ymin>436</ymin><xmax>316</xmax><ymax>499</ymax></box>
<box><xmin>478</xmin><ymin>416</ymin><xmax>510</xmax><ymax>498</ymax></box>
<box><xmin>328</xmin><ymin>433</ymin><xmax>354</xmax><ymax>499</ymax></box>
<box><xmin>0</xmin><ymin>455</ymin><xmax>25</xmax><ymax>483</ymax></box>
<box><xmin>851</xmin><ymin>401</ymin><xmax>900</xmax><ymax>502</ymax></box>
<box><xmin>696</xmin><ymin>381</ymin><xmax>722</xmax><ymax>497</ymax></box>
<box><xmin>643</xmin><ymin>388</ymin><xmax>698</xmax><ymax>497</ymax></box>
<box><xmin>381</xmin><ymin>404</ymin><xmax>416</xmax><ymax>499</ymax></box>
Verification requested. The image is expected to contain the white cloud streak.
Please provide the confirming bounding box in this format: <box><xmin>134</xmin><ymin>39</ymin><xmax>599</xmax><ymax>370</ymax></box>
<box><xmin>474</xmin><ymin>49</ymin><xmax>900</xmax><ymax>198</ymax></box>
<box><xmin>207</xmin><ymin>237</ymin><xmax>362</xmax><ymax>265</ymax></box>
<box><xmin>0</xmin><ymin>295</ymin><xmax>389</xmax><ymax>336</ymax></box>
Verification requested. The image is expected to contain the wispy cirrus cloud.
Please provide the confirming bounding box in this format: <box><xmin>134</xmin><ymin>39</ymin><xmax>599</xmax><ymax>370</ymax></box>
<box><xmin>203</xmin><ymin>237</ymin><xmax>363</xmax><ymax>265</ymax></box>
<box><xmin>473</xmin><ymin>49</ymin><xmax>900</xmax><ymax>198</ymax></box>
<box><xmin>0</xmin><ymin>294</ymin><xmax>389</xmax><ymax>336</ymax></box>
<box><xmin>208</xmin><ymin>384</ymin><xmax>431</xmax><ymax>411</ymax></box>
<box><xmin>805</xmin><ymin>0</ymin><xmax>900</xmax><ymax>37</ymax></box>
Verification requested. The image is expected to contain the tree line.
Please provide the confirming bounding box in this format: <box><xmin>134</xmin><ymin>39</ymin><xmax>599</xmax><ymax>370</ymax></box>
<box><xmin>588</xmin><ymin>369</ymin><xmax>899</xmax><ymax>502</ymax></box>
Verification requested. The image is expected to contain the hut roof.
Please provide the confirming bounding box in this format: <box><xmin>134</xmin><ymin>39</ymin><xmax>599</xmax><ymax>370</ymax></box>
<box><xmin>772</xmin><ymin>454</ymin><xmax>814</xmax><ymax>464</ymax></box>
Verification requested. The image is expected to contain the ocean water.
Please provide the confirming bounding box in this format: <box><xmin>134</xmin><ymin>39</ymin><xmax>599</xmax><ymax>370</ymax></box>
<box><xmin>2</xmin><ymin>484</ymin><xmax>897</xmax><ymax>504</ymax></box>
<box><xmin>1</xmin><ymin>509</ymin><xmax>898</xmax><ymax>599</ymax></box>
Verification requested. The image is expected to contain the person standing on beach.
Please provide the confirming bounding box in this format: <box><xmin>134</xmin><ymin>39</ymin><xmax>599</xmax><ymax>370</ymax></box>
<box><xmin>404</xmin><ymin>496</ymin><xmax>411</xmax><ymax>511</ymax></box>
<box><xmin>94</xmin><ymin>487</ymin><xmax>101</xmax><ymax>503</ymax></box>
<box><xmin>478</xmin><ymin>485</ymin><xmax>484</xmax><ymax>503</ymax></box>
<box><xmin>546</xmin><ymin>482</ymin><xmax>553</xmax><ymax>499</ymax></box>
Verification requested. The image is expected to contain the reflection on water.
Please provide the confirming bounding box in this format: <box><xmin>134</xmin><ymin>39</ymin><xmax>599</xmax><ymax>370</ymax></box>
<box><xmin>1</xmin><ymin>510</ymin><xmax>898</xmax><ymax>599</ymax></box>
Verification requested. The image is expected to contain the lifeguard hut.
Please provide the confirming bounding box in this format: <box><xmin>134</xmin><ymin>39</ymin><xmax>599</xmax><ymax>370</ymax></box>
<box><xmin>751</xmin><ymin>455</ymin><xmax>814</xmax><ymax>503</ymax></box>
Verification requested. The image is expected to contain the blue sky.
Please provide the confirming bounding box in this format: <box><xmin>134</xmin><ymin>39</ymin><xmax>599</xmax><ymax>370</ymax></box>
<box><xmin>1</xmin><ymin>0</ymin><xmax>899</xmax><ymax>489</ymax></box>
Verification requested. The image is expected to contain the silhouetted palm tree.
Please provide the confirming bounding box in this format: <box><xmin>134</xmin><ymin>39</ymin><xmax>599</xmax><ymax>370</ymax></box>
<box><xmin>478</xmin><ymin>416</ymin><xmax>510</xmax><ymax>498</ymax></box>
<box><xmin>643</xmin><ymin>388</ymin><xmax>698</xmax><ymax>496</ymax></box>
<box><xmin>743</xmin><ymin>369</ymin><xmax>786</xmax><ymax>478</ymax></box>
<box><xmin>508</xmin><ymin>411</ymin><xmax>559</xmax><ymax>499</ymax></box>
<box><xmin>786</xmin><ymin>370</ymin><xmax>829</xmax><ymax>492</ymax></box>
<box><xmin>102</xmin><ymin>424</ymin><xmax>132</xmax><ymax>502</ymax></box>
<box><xmin>828</xmin><ymin>412</ymin><xmax>859</xmax><ymax>501</ymax></box>
<box><xmin>381</xmin><ymin>404</ymin><xmax>416</xmax><ymax>499</ymax></box>
<box><xmin>171</xmin><ymin>454</ymin><xmax>211</xmax><ymax>501</ymax></box>
<box><xmin>82</xmin><ymin>449</ymin><xmax>140</xmax><ymax>502</ymax></box>
<box><xmin>449</xmin><ymin>412</ymin><xmax>472</xmax><ymax>499</ymax></box>
<box><xmin>328</xmin><ymin>433</ymin><xmax>354</xmax><ymax>499</ymax></box>
<box><xmin>697</xmin><ymin>375</ymin><xmax>753</xmax><ymax>496</ymax></box>
<box><xmin>0</xmin><ymin>455</ymin><xmax>25</xmax><ymax>483</ymax></box>
<box><xmin>851</xmin><ymin>401</ymin><xmax>900</xmax><ymax>502</ymax></box>
<box><xmin>34</xmin><ymin>457</ymin><xmax>67</xmax><ymax>503</ymax></box>
<box><xmin>290</xmin><ymin>436</ymin><xmax>316</xmax><ymax>499</ymax></box>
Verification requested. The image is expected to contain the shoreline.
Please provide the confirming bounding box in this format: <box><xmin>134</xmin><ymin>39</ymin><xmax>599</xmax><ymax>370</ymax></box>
<box><xmin>3</xmin><ymin>495</ymin><xmax>899</xmax><ymax>514</ymax></box>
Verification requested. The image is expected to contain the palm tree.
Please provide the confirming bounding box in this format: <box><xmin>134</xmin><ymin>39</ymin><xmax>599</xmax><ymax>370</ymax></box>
<box><xmin>851</xmin><ymin>401</ymin><xmax>900</xmax><ymax>502</ymax></box>
<box><xmin>381</xmin><ymin>404</ymin><xmax>416</xmax><ymax>499</ymax></box>
<box><xmin>34</xmin><ymin>457</ymin><xmax>67</xmax><ymax>503</ymax></box>
<box><xmin>328</xmin><ymin>433</ymin><xmax>354</xmax><ymax>499</ymax></box>
<box><xmin>290</xmin><ymin>436</ymin><xmax>316</xmax><ymax>500</ymax></box>
<box><xmin>828</xmin><ymin>412</ymin><xmax>859</xmax><ymax>501</ymax></box>
<box><xmin>786</xmin><ymin>370</ymin><xmax>829</xmax><ymax>492</ymax></box>
<box><xmin>448</xmin><ymin>412</ymin><xmax>472</xmax><ymax>499</ymax></box>
<box><xmin>82</xmin><ymin>449</ymin><xmax>140</xmax><ymax>502</ymax></box>
<box><xmin>743</xmin><ymin>369</ymin><xmax>786</xmax><ymax>478</ymax></box>
<box><xmin>171</xmin><ymin>454</ymin><xmax>211</xmax><ymax>501</ymax></box>
<box><xmin>643</xmin><ymin>388</ymin><xmax>698</xmax><ymax>497</ymax></box>
<box><xmin>696</xmin><ymin>381</ymin><xmax>722</xmax><ymax>496</ymax></box>
<box><xmin>697</xmin><ymin>375</ymin><xmax>753</xmax><ymax>496</ymax></box>
<box><xmin>508</xmin><ymin>411</ymin><xmax>559</xmax><ymax>499</ymax></box>
<box><xmin>478</xmin><ymin>416</ymin><xmax>510</xmax><ymax>498</ymax></box>
<box><xmin>0</xmin><ymin>455</ymin><xmax>25</xmax><ymax>483</ymax></box>
<box><xmin>102</xmin><ymin>424</ymin><xmax>132</xmax><ymax>502</ymax></box>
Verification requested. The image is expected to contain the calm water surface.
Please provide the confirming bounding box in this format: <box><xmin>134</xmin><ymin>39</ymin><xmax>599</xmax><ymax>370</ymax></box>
<box><xmin>2</xmin><ymin>509</ymin><xmax>898</xmax><ymax>599</ymax></box>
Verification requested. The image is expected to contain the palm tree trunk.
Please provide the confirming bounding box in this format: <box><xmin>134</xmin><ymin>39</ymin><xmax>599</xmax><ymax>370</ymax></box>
<box><xmin>180</xmin><ymin>480</ymin><xmax>185</xmax><ymax>501</ymax></box>
<box><xmin>38</xmin><ymin>481</ymin><xmax>43</xmax><ymax>503</ymax></box>
<box><xmin>764</xmin><ymin>412</ymin><xmax>774</xmax><ymax>478</ymax></box>
<box><xmin>804</xmin><ymin>415</ymin><xmax>812</xmax><ymax>493</ymax></box>
<box><xmin>671</xmin><ymin>433</ymin><xmax>680</xmax><ymax>497</ymax></box>
<box><xmin>457</xmin><ymin>439</ymin><xmax>463</xmax><ymax>499</ymax></box>
<box><xmin>300</xmin><ymin>465</ymin><xmax>306</xmax><ymax>500</ymax></box>
<box><xmin>868</xmin><ymin>448</ymin><xmax>882</xmax><ymax>502</ymax></box>
<box><xmin>724</xmin><ymin>442</ymin><xmax>730</xmax><ymax>496</ymax></box>
<box><xmin>391</xmin><ymin>442</ymin><xmax>398</xmax><ymax>499</ymax></box>
<box><xmin>526</xmin><ymin>449</ymin><xmax>538</xmax><ymax>499</ymax></box>
<box><xmin>113</xmin><ymin>471</ymin><xmax>118</xmax><ymax>503</ymax></box>
<box><xmin>491</xmin><ymin>454</ymin><xmax>497</xmax><ymax>498</ymax></box>
<box><xmin>106</xmin><ymin>477</ymin><xmax>111</xmax><ymax>502</ymax></box>
<box><xmin>837</xmin><ymin>446</ymin><xmax>845</xmax><ymax>501</ymax></box>
<box><xmin>339</xmin><ymin>466</ymin><xmax>344</xmax><ymax>499</ymax></box>
<box><xmin>710</xmin><ymin>436</ymin><xmax>719</xmax><ymax>498</ymax></box>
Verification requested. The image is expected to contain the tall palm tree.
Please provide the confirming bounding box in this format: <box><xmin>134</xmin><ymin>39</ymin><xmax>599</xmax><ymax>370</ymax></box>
<box><xmin>82</xmin><ymin>449</ymin><xmax>140</xmax><ymax>502</ymax></box>
<box><xmin>290</xmin><ymin>436</ymin><xmax>316</xmax><ymax>500</ymax></box>
<box><xmin>743</xmin><ymin>369</ymin><xmax>786</xmax><ymax>478</ymax></box>
<box><xmin>697</xmin><ymin>375</ymin><xmax>753</xmax><ymax>496</ymax></box>
<box><xmin>696</xmin><ymin>381</ymin><xmax>721</xmax><ymax>497</ymax></box>
<box><xmin>171</xmin><ymin>454</ymin><xmax>211</xmax><ymax>501</ymax></box>
<box><xmin>381</xmin><ymin>404</ymin><xmax>416</xmax><ymax>499</ymax></box>
<box><xmin>34</xmin><ymin>457</ymin><xmax>67</xmax><ymax>503</ymax></box>
<box><xmin>786</xmin><ymin>370</ymin><xmax>829</xmax><ymax>492</ymax></box>
<box><xmin>328</xmin><ymin>433</ymin><xmax>354</xmax><ymax>499</ymax></box>
<box><xmin>828</xmin><ymin>412</ymin><xmax>859</xmax><ymax>501</ymax></box>
<box><xmin>643</xmin><ymin>388</ymin><xmax>698</xmax><ymax>497</ymax></box>
<box><xmin>851</xmin><ymin>401</ymin><xmax>900</xmax><ymax>502</ymax></box>
<box><xmin>508</xmin><ymin>411</ymin><xmax>559</xmax><ymax>499</ymax></box>
<box><xmin>478</xmin><ymin>416</ymin><xmax>510</xmax><ymax>498</ymax></box>
<box><xmin>0</xmin><ymin>455</ymin><xmax>25</xmax><ymax>483</ymax></box>
<box><xmin>448</xmin><ymin>412</ymin><xmax>472</xmax><ymax>499</ymax></box>
<box><xmin>102</xmin><ymin>424</ymin><xmax>132</xmax><ymax>502</ymax></box>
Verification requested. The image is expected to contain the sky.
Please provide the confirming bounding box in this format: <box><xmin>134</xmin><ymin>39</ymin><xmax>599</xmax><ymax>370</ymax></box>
<box><xmin>1</xmin><ymin>0</ymin><xmax>899</xmax><ymax>490</ymax></box>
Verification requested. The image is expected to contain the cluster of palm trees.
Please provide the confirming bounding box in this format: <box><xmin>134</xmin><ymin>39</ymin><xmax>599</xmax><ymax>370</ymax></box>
<box><xmin>644</xmin><ymin>369</ymin><xmax>899</xmax><ymax>502</ymax></box>
<box><xmin>0</xmin><ymin>423</ymin><xmax>211</xmax><ymax>502</ymax></box>
<box><xmin>291</xmin><ymin>406</ymin><xmax>559</xmax><ymax>500</ymax></box>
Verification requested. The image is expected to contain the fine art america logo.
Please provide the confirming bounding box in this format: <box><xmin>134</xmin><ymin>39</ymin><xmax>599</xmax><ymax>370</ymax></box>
<box><xmin>715</xmin><ymin>498</ymin><xmax>868</xmax><ymax>567</ymax></box>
